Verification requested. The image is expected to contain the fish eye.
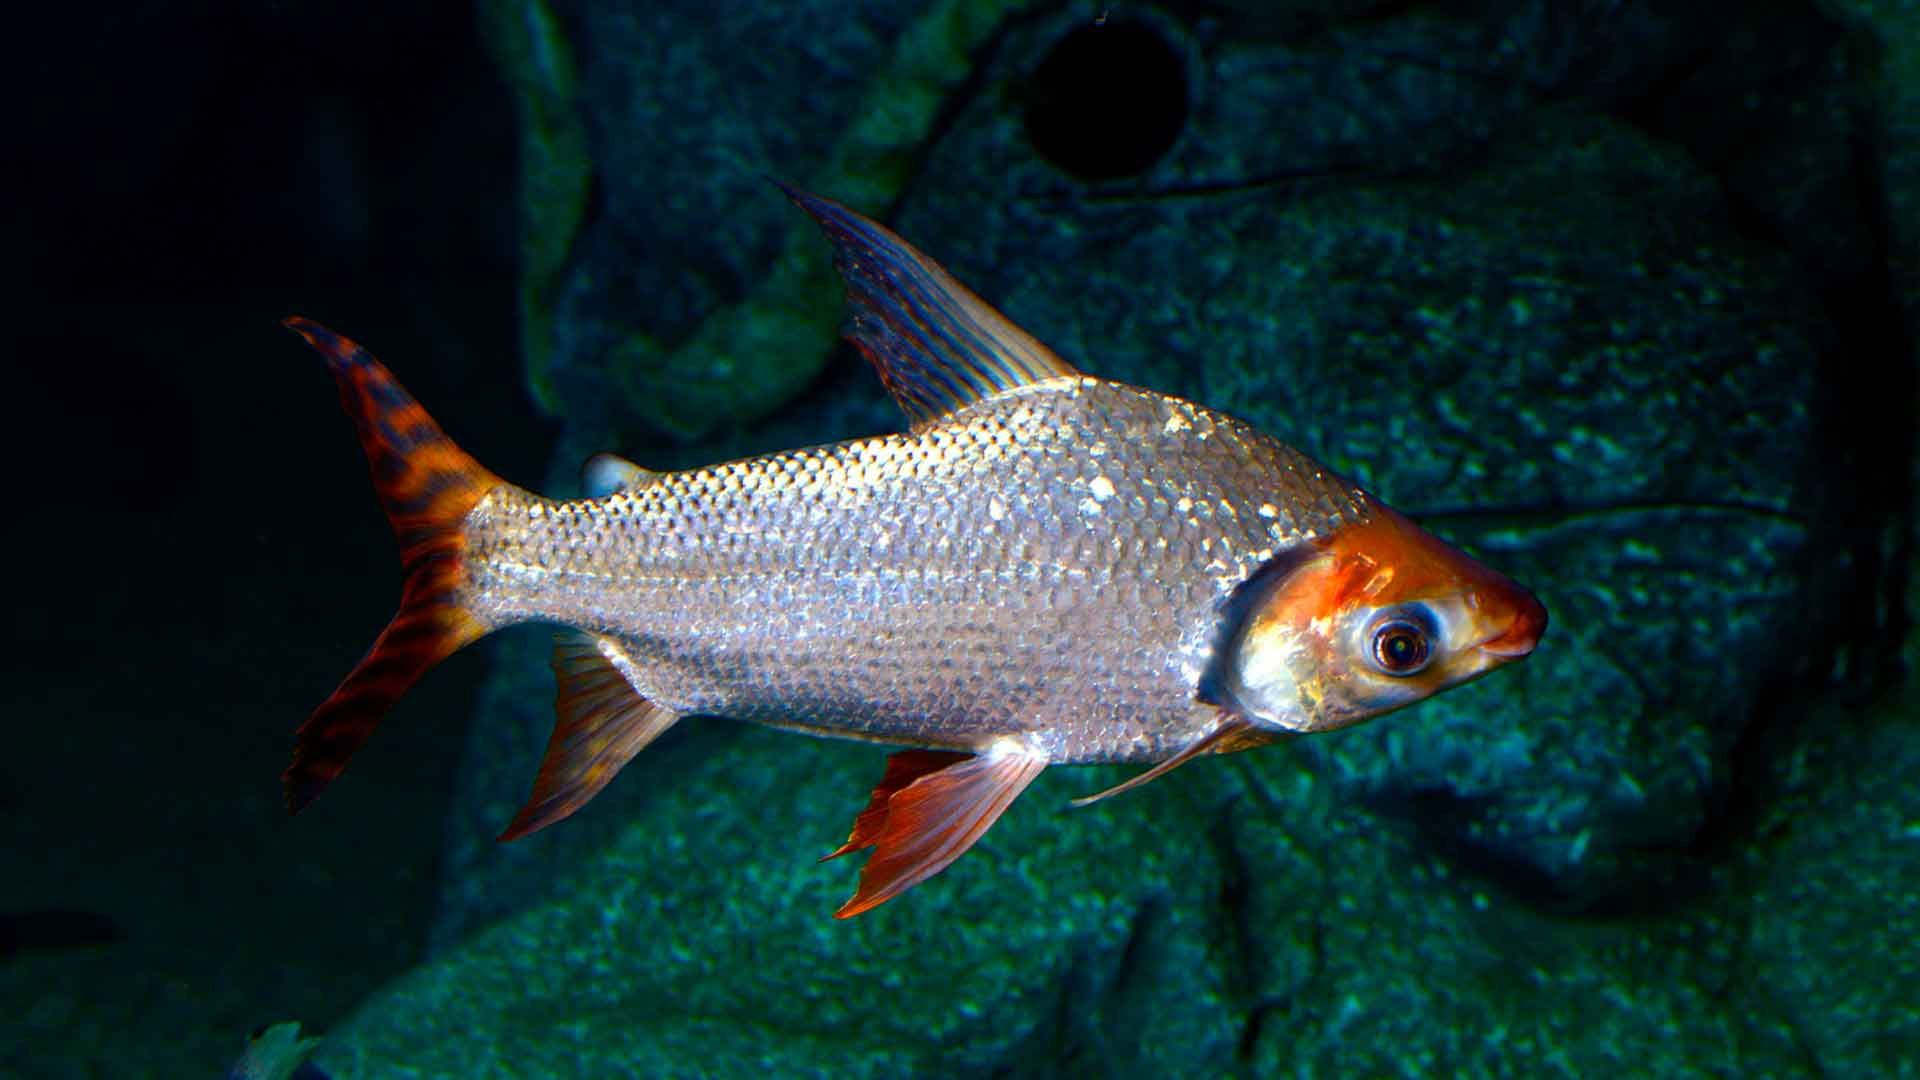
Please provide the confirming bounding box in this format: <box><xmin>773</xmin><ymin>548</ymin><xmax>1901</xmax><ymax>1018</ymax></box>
<box><xmin>1367</xmin><ymin>608</ymin><xmax>1435</xmax><ymax>676</ymax></box>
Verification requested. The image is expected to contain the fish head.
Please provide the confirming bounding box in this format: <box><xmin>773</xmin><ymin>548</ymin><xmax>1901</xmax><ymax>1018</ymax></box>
<box><xmin>1221</xmin><ymin>501</ymin><xmax>1546</xmax><ymax>734</ymax></box>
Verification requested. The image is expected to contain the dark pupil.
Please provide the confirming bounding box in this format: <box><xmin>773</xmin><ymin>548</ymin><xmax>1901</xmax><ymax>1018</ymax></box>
<box><xmin>1375</xmin><ymin>624</ymin><xmax>1428</xmax><ymax>672</ymax></box>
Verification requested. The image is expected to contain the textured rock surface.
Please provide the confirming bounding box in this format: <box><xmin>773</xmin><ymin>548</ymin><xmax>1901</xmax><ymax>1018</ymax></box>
<box><xmin>313</xmin><ymin>0</ymin><xmax>1913</xmax><ymax>1074</ymax></box>
<box><xmin>905</xmin><ymin>106</ymin><xmax>1823</xmax><ymax>905</ymax></box>
<box><xmin>327</xmin><ymin>727</ymin><xmax>1245</xmax><ymax>1077</ymax></box>
<box><xmin>483</xmin><ymin>0</ymin><xmax>1035</xmax><ymax>439</ymax></box>
<box><xmin>320</xmin><ymin>702</ymin><xmax>1913</xmax><ymax>1077</ymax></box>
<box><xmin>450</xmin><ymin>0</ymin><xmax>1840</xmax><ymax>922</ymax></box>
<box><xmin>1744</xmin><ymin>701</ymin><xmax>1920</xmax><ymax>1078</ymax></box>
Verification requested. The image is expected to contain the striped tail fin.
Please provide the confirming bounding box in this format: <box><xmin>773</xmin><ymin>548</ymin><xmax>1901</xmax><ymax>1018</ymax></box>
<box><xmin>283</xmin><ymin>318</ymin><xmax>502</xmax><ymax>812</ymax></box>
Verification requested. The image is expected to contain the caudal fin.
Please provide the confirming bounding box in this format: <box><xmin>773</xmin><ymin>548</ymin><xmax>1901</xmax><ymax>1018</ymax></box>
<box><xmin>283</xmin><ymin>318</ymin><xmax>501</xmax><ymax>812</ymax></box>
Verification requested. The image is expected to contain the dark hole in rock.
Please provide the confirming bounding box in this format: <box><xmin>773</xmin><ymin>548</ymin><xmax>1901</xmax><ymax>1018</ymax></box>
<box><xmin>1024</xmin><ymin>20</ymin><xmax>1187</xmax><ymax>181</ymax></box>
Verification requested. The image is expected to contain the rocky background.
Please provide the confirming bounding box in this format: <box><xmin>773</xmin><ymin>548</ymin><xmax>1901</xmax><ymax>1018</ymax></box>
<box><xmin>2</xmin><ymin>1</ymin><xmax>1915</xmax><ymax>1076</ymax></box>
<box><xmin>326</xmin><ymin>0</ymin><xmax>1917</xmax><ymax>1075</ymax></box>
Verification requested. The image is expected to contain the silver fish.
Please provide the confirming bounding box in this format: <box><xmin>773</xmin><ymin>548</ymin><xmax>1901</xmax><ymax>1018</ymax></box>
<box><xmin>284</xmin><ymin>185</ymin><xmax>1546</xmax><ymax>916</ymax></box>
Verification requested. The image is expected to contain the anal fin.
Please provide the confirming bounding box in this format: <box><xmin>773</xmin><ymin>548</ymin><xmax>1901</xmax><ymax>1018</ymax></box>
<box><xmin>830</xmin><ymin>744</ymin><xmax>1046</xmax><ymax>919</ymax></box>
<box><xmin>498</xmin><ymin>633</ymin><xmax>682</xmax><ymax>841</ymax></box>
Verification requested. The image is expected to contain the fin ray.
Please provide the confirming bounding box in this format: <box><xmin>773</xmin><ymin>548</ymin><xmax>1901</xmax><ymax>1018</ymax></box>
<box><xmin>777</xmin><ymin>183</ymin><xmax>1077</xmax><ymax>430</ymax></box>
<box><xmin>498</xmin><ymin>633</ymin><xmax>683</xmax><ymax>841</ymax></box>
<box><xmin>283</xmin><ymin>319</ymin><xmax>501</xmax><ymax>812</ymax></box>
<box><xmin>822</xmin><ymin>749</ymin><xmax>971</xmax><ymax>862</ymax></box>
<box><xmin>833</xmin><ymin>745</ymin><xmax>1046</xmax><ymax>918</ymax></box>
<box><xmin>1070</xmin><ymin>714</ymin><xmax>1254</xmax><ymax>808</ymax></box>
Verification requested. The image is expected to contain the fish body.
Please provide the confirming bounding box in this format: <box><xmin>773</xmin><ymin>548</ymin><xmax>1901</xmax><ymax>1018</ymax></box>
<box><xmin>463</xmin><ymin>376</ymin><xmax>1366</xmax><ymax>764</ymax></box>
<box><xmin>286</xmin><ymin>185</ymin><xmax>1545</xmax><ymax>917</ymax></box>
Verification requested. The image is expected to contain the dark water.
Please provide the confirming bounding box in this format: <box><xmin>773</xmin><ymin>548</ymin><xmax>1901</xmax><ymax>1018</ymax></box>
<box><xmin>3</xmin><ymin>4</ymin><xmax>536</xmax><ymax>1075</ymax></box>
<box><xmin>5</xmin><ymin>2</ymin><xmax>1915</xmax><ymax>1076</ymax></box>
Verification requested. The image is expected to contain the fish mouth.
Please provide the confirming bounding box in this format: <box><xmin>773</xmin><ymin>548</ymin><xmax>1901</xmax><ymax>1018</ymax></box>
<box><xmin>1476</xmin><ymin>593</ymin><xmax>1548</xmax><ymax>659</ymax></box>
<box><xmin>1478</xmin><ymin>636</ymin><xmax>1536</xmax><ymax>659</ymax></box>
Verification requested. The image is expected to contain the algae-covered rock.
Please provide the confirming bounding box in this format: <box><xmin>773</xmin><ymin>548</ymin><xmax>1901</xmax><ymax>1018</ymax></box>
<box><xmin>323</xmin><ymin>724</ymin><xmax>1249</xmax><ymax>1077</ymax></box>
<box><xmin>336</xmin><ymin>0</ymin><xmax>1910</xmax><ymax>1072</ymax></box>
<box><xmin>889</xmin><ymin>97</ymin><xmax>1823</xmax><ymax>906</ymax></box>
<box><xmin>1745</xmin><ymin>701</ymin><xmax>1920</xmax><ymax>1077</ymax></box>
<box><xmin>1234</xmin><ymin>790</ymin><xmax>1782</xmax><ymax>1077</ymax></box>
<box><xmin>483</xmin><ymin>0</ymin><xmax>1030</xmax><ymax>441</ymax></box>
<box><xmin>317</xmin><ymin>721</ymin><xmax>1828</xmax><ymax>1077</ymax></box>
<box><xmin>446</xmin><ymin>0</ymin><xmax>1848</xmax><ymax>927</ymax></box>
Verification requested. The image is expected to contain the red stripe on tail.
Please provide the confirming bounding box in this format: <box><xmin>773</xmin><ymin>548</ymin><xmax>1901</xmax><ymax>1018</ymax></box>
<box><xmin>283</xmin><ymin>318</ymin><xmax>500</xmax><ymax>812</ymax></box>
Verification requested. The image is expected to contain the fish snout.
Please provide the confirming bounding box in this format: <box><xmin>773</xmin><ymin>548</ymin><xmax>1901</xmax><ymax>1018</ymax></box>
<box><xmin>1478</xmin><ymin>589</ymin><xmax>1547</xmax><ymax>660</ymax></box>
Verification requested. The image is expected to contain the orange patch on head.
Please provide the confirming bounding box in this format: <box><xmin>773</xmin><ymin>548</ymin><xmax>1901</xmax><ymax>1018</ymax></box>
<box><xmin>1219</xmin><ymin>499</ymin><xmax>1547</xmax><ymax>735</ymax></box>
<box><xmin>1322</xmin><ymin>500</ymin><xmax>1545</xmax><ymax>655</ymax></box>
<box><xmin>1237</xmin><ymin>552</ymin><xmax>1356</xmax><ymax>641</ymax></box>
<box><xmin>1323</xmin><ymin>504</ymin><xmax>1499</xmax><ymax>600</ymax></box>
<box><xmin>1231</xmin><ymin>511</ymin><xmax>1452</xmax><ymax>648</ymax></box>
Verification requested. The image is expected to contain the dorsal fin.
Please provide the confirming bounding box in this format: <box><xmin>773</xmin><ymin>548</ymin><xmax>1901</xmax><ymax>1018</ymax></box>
<box><xmin>777</xmin><ymin>182</ymin><xmax>1078</xmax><ymax>431</ymax></box>
<box><xmin>582</xmin><ymin>452</ymin><xmax>658</xmax><ymax>497</ymax></box>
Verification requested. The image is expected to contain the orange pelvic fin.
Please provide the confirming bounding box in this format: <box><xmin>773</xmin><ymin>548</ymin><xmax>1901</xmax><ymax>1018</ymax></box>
<box><xmin>831</xmin><ymin>745</ymin><xmax>1046</xmax><ymax>919</ymax></box>
<box><xmin>283</xmin><ymin>318</ymin><xmax>502</xmax><ymax>813</ymax></box>
<box><xmin>822</xmin><ymin>749</ymin><xmax>971</xmax><ymax>861</ymax></box>
<box><xmin>1069</xmin><ymin>713</ymin><xmax>1254</xmax><ymax>808</ymax></box>
<box><xmin>499</xmin><ymin>634</ymin><xmax>684</xmax><ymax>841</ymax></box>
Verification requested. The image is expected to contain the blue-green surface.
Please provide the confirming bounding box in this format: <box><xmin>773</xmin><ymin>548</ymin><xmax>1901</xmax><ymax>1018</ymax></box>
<box><xmin>320</xmin><ymin>0</ymin><xmax>1915</xmax><ymax>1074</ymax></box>
<box><xmin>3</xmin><ymin>1</ymin><xmax>1917</xmax><ymax>1076</ymax></box>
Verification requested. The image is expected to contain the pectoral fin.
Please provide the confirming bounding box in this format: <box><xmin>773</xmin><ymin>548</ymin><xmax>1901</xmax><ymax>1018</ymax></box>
<box><xmin>498</xmin><ymin>634</ymin><xmax>682</xmax><ymax>841</ymax></box>
<box><xmin>830</xmin><ymin>744</ymin><xmax>1047</xmax><ymax>918</ymax></box>
<box><xmin>1069</xmin><ymin>714</ymin><xmax>1254</xmax><ymax>808</ymax></box>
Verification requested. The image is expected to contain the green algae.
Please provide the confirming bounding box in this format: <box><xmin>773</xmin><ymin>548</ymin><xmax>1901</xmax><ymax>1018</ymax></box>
<box><xmin>313</xmin><ymin>700</ymin><xmax>1896</xmax><ymax>1077</ymax></box>
<box><xmin>506</xmin><ymin>0</ymin><xmax>1033</xmax><ymax>439</ymax></box>
<box><xmin>479</xmin><ymin>0</ymin><xmax>591</xmax><ymax>414</ymax></box>
<box><xmin>333</xmin><ymin>4</ymin><xmax>1920</xmax><ymax>1075</ymax></box>
<box><xmin>315</xmin><ymin>724</ymin><xmax>1243</xmax><ymax>1076</ymax></box>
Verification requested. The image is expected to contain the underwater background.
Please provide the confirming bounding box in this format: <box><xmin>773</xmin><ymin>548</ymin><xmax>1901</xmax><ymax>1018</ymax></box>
<box><xmin>4</xmin><ymin>0</ymin><xmax>1917</xmax><ymax>1076</ymax></box>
